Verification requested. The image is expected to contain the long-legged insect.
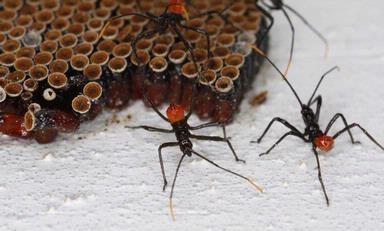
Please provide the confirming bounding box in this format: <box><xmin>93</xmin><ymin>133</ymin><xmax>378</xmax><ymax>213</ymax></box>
<box><xmin>248</xmin><ymin>0</ymin><xmax>329</xmax><ymax>75</ymax></box>
<box><xmin>127</xmin><ymin>77</ymin><xmax>262</xmax><ymax>221</ymax></box>
<box><xmin>251</xmin><ymin>46</ymin><xmax>384</xmax><ymax>205</ymax></box>
<box><xmin>101</xmin><ymin>0</ymin><xmax>212</xmax><ymax>78</ymax></box>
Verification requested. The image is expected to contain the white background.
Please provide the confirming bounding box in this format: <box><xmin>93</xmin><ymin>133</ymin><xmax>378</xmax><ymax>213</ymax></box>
<box><xmin>1</xmin><ymin>0</ymin><xmax>384</xmax><ymax>230</ymax></box>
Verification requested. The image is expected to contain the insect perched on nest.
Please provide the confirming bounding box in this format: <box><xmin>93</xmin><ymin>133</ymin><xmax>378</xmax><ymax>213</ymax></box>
<box><xmin>0</xmin><ymin>0</ymin><xmax>269</xmax><ymax>143</ymax></box>
<box><xmin>251</xmin><ymin>46</ymin><xmax>384</xmax><ymax>205</ymax></box>
<box><xmin>110</xmin><ymin>0</ymin><xmax>268</xmax><ymax>220</ymax></box>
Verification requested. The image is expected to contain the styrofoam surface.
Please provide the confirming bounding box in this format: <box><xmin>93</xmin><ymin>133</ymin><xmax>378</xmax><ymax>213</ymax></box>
<box><xmin>1</xmin><ymin>1</ymin><xmax>384</xmax><ymax>230</ymax></box>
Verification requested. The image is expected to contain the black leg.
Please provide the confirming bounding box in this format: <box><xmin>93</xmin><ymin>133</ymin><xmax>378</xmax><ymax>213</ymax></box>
<box><xmin>169</xmin><ymin>153</ymin><xmax>187</xmax><ymax>221</ymax></box>
<box><xmin>259</xmin><ymin>131</ymin><xmax>306</xmax><ymax>156</ymax></box>
<box><xmin>131</xmin><ymin>30</ymin><xmax>169</xmax><ymax>122</ymax></box>
<box><xmin>190</xmin><ymin>149</ymin><xmax>263</xmax><ymax>192</ymax></box>
<box><xmin>131</xmin><ymin>29</ymin><xmax>158</xmax><ymax>62</ymax></box>
<box><xmin>171</xmin><ymin>23</ymin><xmax>201</xmax><ymax>119</ymax></box>
<box><xmin>142</xmin><ymin>94</ymin><xmax>171</xmax><ymax>123</ymax></box>
<box><xmin>307</xmin><ymin>66</ymin><xmax>339</xmax><ymax>104</ymax></box>
<box><xmin>126</xmin><ymin>125</ymin><xmax>173</xmax><ymax>133</ymax></box>
<box><xmin>222</xmin><ymin>125</ymin><xmax>228</xmax><ymax>139</ymax></box>
<box><xmin>158</xmin><ymin>142</ymin><xmax>179</xmax><ymax>191</ymax></box>
<box><xmin>332</xmin><ymin>123</ymin><xmax>384</xmax><ymax>151</ymax></box>
<box><xmin>284</xmin><ymin>4</ymin><xmax>329</xmax><ymax>58</ymax></box>
<box><xmin>107</xmin><ymin>13</ymin><xmax>159</xmax><ymax>24</ymax></box>
<box><xmin>312</xmin><ymin>146</ymin><xmax>330</xmax><ymax>206</ymax></box>
<box><xmin>255</xmin><ymin>4</ymin><xmax>275</xmax><ymax>47</ymax></box>
<box><xmin>178</xmin><ymin>22</ymin><xmax>212</xmax><ymax>58</ymax></box>
<box><xmin>280</xmin><ymin>7</ymin><xmax>295</xmax><ymax>76</ymax></box>
<box><xmin>99</xmin><ymin>13</ymin><xmax>158</xmax><ymax>45</ymax></box>
<box><xmin>188</xmin><ymin>121</ymin><xmax>222</xmax><ymax>130</ymax></box>
<box><xmin>324</xmin><ymin>113</ymin><xmax>359</xmax><ymax>144</ymax></box>
<box><xmin>141</xmin><ymin>87</ymin><xmax>171</xmax><ymax>122</ymax></box>
<box><xmin>310</xmin><ymin>95</ymin><xmax>322</xmax><ymax>122</ymax></box>
<box><xmin>190</xmin><ymin>134</ymin><xmax>245</xmax><ymax>163</ymax></box>
<box><xmin>255</xmin><ymin>117</ymin><xmax>302</xmax><ymax>143</ymax></box>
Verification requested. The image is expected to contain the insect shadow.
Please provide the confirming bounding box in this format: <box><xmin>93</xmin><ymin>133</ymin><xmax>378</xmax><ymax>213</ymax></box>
<box><xmin>251</xmin><ymin>46</ymin><xmax>384</xmax><ymax>206</ymax></box>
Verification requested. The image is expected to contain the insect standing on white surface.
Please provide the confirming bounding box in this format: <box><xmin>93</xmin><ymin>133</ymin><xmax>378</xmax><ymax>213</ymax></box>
<box><xmin>251</xmin><ymin>46</ymin><xmax>384</xmax><ymax>205</ymax></box>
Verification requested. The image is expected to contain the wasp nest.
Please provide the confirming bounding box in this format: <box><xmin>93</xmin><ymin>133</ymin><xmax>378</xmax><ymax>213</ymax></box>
<box><xmin>0</xmin><ymin>0</ymin><xmax>268</xmax><ymax>143</ymax></box>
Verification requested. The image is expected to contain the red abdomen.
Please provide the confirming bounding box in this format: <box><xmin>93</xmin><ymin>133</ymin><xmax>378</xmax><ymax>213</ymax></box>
<box><xmin>169</xmin><ymin>0</ymin><xmax>185</xmax><ymax>15</ymax></box>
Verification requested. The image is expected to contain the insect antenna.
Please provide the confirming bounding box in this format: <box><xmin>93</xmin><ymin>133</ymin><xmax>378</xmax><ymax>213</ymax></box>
<box><xmin>280</xmin><ymin>7</ymin><xmax>295</xmax><ymax>76</ymax></box>
<box><xmin>169</xmin><ymin>154</ymin><xmax>187</xmax><ymax>222</ymax></box>
<box><xmin>250</xmin><ymin>45</ymin><xmax>303</xmax><ymax>106</ymax></box>
<box><xmin>137</xmin><ymin>64</ymin><xmax>171</xmax><ymax>122</ymax></box>
<box><xmin>307</xmin><ymin>66</ymin><xmax>339</xmax><ymax>104</ymax></box>
<box><xmin>283</xmin><ymin>4</ymin><xmax>329</xmax><ymax>58</ymax></box>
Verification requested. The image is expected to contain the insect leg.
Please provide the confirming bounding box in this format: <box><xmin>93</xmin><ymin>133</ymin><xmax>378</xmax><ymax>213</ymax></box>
<box><xmin>284</xmin><ymin>4</ymin><xmax>329</xmax><ymax>58</ymax></box>
<box><xmin>100</xmin><ymin>13</ymin><xmax>158</xmax><ymax>41</ymax></box>
<box><xmin>312</xmin><ymin>146</ymin><xmax>330</xmax><ymax>206</ymax></box>
<box><xmin>131</xmin><ymin>30</ymin><xmax>158</xmax><ymax>63</ymax></box>
<box><xmin>171</xmin><ymin>24</ymin><xmax>201</xmax><ymax>119</ymax></box>
<box><xmin>178</xmin><ymin>22</ymin><xmax>212</xmax><ymax>58</ymax></box>
<box><xmin>126</xmin><ymin>126</ymin><xmax>174</xmax><ymax>133</ymax></box>
<box><xmin>259</xmin><ymin>131</ymin><xmax>306</xmax><ymax>156</ymax></box>
<box><xmin>255</xmin><ymin>3</ymin><xmax>275</xmax><ymax>47</ymax></box>
<box><xmin>190</xmin><ymin>134</ymin><xmax>245</xmax><ymax>163</ymax></box>
<box><xmin>324</xmin><ymin>113</ymin><xmax>359</xmax><ymax>144</ymax></box>
<box><xmin>280</xmin><ymin>7</ymin><xmax>295</xmax><ymax>76</ymax></box>
<box><xmin>188</xmin><ymin>121</ymin><xmax>222</xmax><ymax>130</ymax></box>
<box><xmin>158</xmin><ymin>142</ymin><xmax>179</xmax><ymax>191</ymax></box>
<box><xmin>107</xmin><ymin>13</ymin><xmax>159</xmax><ymax>24</ymax></box>
<box><xmin>255</xmin><ymin>117</ymin><xmax>302</xmax><ymax>143</ymax></box>
<box><xmin>332</xmin><ymin>123</ymin><xmax>384</xmax><ymax>151</ymax></box>
<box><xmin>307</xmin><ymin>66</ymin><xmax>339</xmax><ymax>104</ymax></box>
<box><xmin>131</xmin><ymin>30</ymin><xmax>171</xmax><ymax>123</ymax></box>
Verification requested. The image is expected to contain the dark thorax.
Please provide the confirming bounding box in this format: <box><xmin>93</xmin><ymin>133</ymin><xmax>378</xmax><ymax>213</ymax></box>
<box><xmin>157</xmin><ymin>13</ymin><xmax>184</xmax><ymax>32</ymax></box>
<box><xmin>170</xmin><ymin>119</ymin><xmax>193</xmax><ymax>155</ymax></box>
<box><xmin>301</xmin><ymin>105</ymin><xmax>322</xmax><ymax>141</ymax></box>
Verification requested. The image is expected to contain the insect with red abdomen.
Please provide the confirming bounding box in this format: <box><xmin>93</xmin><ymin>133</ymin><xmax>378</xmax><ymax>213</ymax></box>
<box><xmin>127</xmin><ymin>91</ymin><xmax>262</xmax><ymax>221</ymax></box>
<box><xmin>251</xmin><ymin>46</ymin><xmax>384</xmax><ymax>206</ymax></box>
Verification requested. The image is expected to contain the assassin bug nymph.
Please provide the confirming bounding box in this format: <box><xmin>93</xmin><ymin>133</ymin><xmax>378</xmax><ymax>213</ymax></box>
<box><xmin>127</xmin><ymin>85</ymin><xmax>262</xmax><ymax>221</ymax></box>
<box><xmin>251</xmin><ymin>46</ymin><xmax>384</xmax><ymax>205</ymax></box>
<box><xmin>101</xmin><ymin>0</ymin><xmax>212</xmax><ymax>74</ymax></box>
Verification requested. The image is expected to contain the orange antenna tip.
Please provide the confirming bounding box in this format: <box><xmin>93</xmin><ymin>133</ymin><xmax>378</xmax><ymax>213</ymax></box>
<box><xmin>98</xmin><ymin>21</ymin><xmax>111</xmax><ymax>42</ymax></box>
<box><xmin>247</xmin><ymin>178</ymin><xmax>264</xmax><ymax>193</ymax></box>
<box><xmin>169</xmin><ymin>199</ymin><xmax>176</xmax><ymax>222</ymax></box>
<box><xmin>249</xmin><ymin>44</ymin><xmax>266</xmax><ymax>57</ymax></box>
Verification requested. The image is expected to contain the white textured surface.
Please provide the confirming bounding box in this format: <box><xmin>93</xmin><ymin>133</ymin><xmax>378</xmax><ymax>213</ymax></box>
<box><xmin>1</xmin><ymin>1</ymin><xmax>384</xmax><ymax>230</ymax></box>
